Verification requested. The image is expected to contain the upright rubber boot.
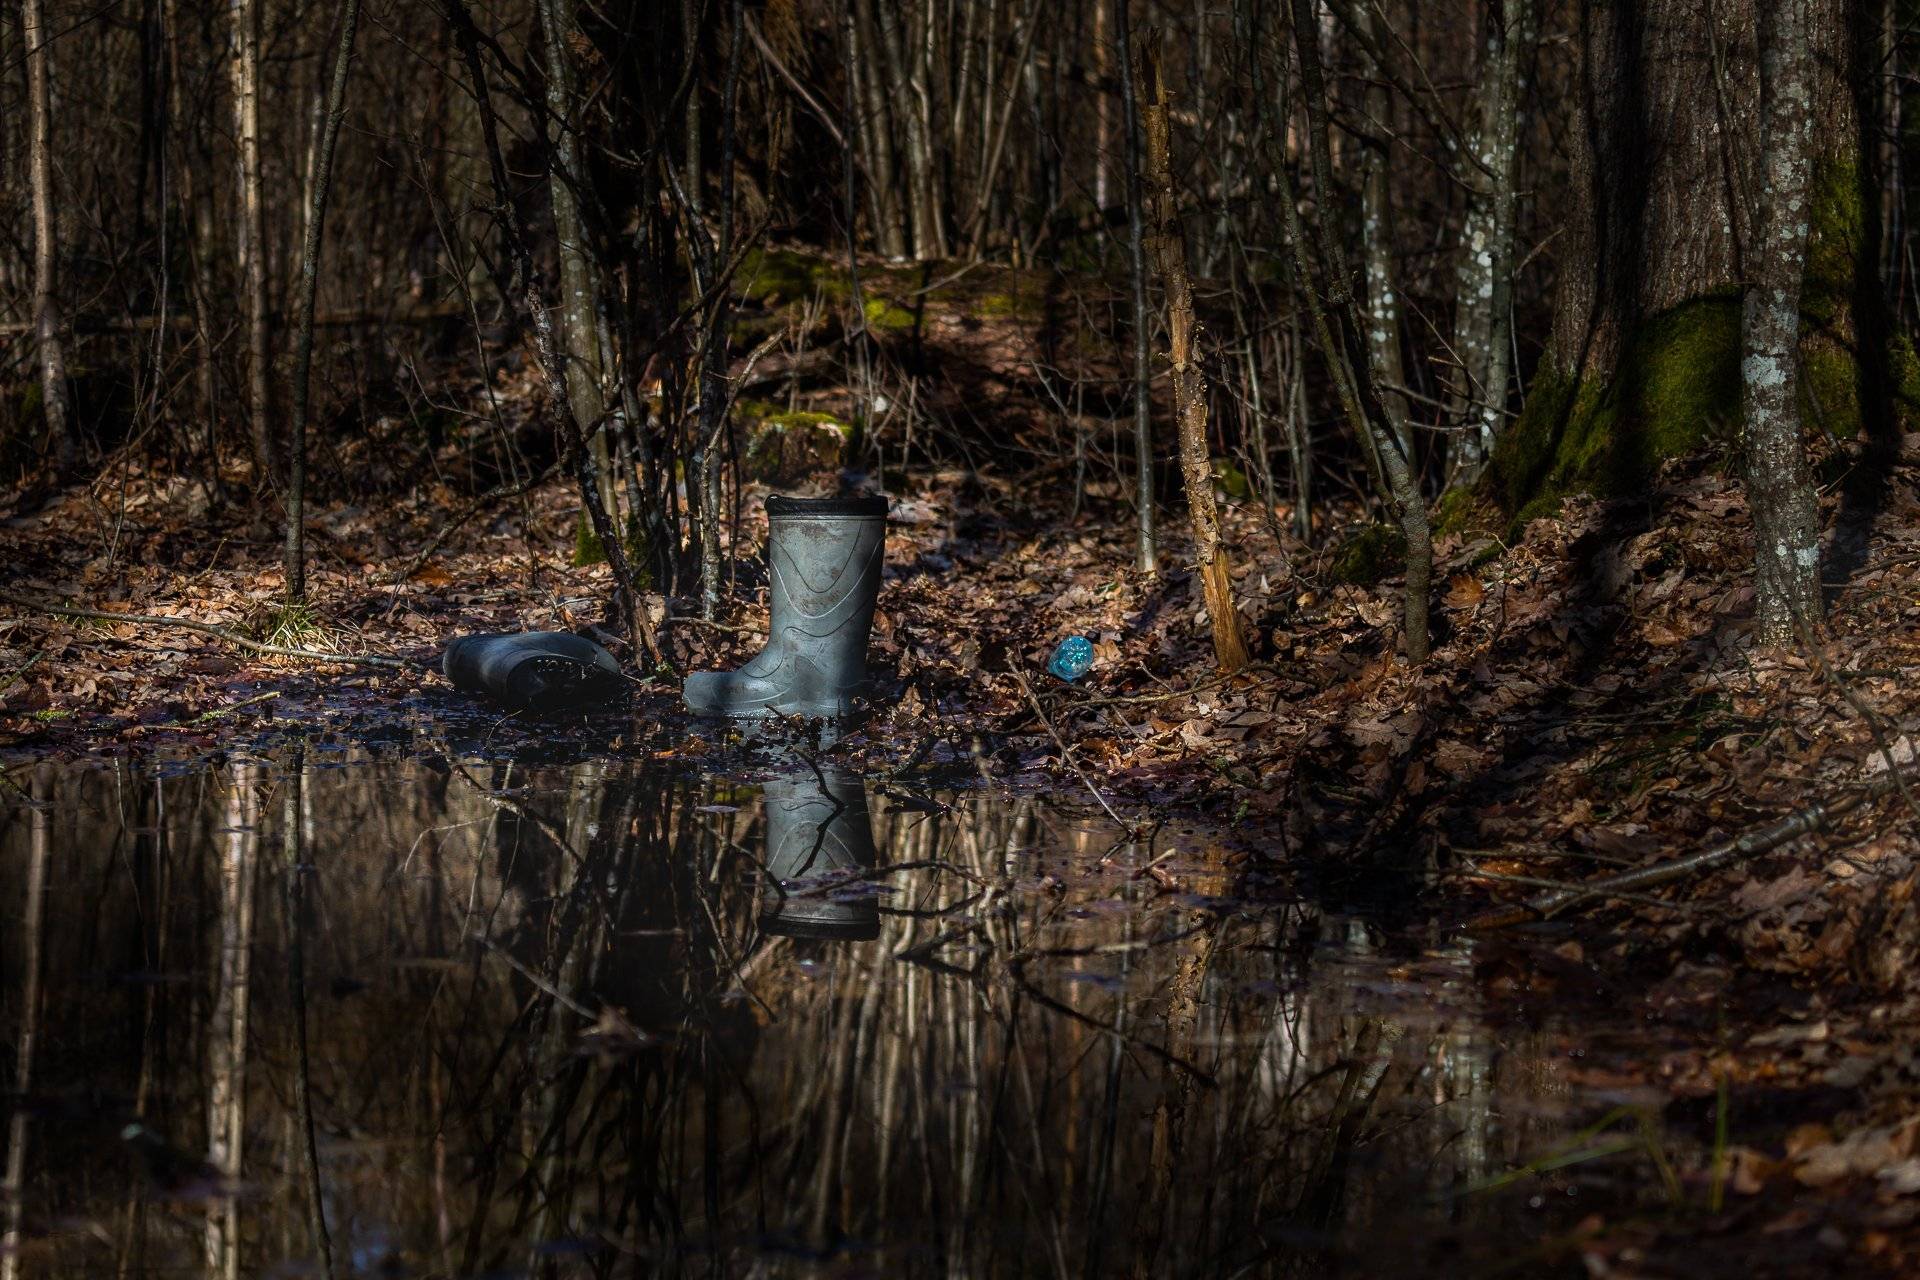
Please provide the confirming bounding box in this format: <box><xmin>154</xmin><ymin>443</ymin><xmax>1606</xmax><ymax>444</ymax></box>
<box><xmin>759</xmin><ymin>766</ymin><xmax>878</xmax><ymax>940</ymax></box>
<box><xmin>683</xmin><ymin>495</ymin><xmax>887</xmax><ymax>719</ymax></box>
<box><xmin>443</xmin><ymin>631</ymin><xmax>623</xmax><ymax>712</ymax></box>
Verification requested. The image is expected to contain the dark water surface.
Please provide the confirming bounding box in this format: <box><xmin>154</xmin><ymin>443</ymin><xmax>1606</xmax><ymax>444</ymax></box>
<box><xmin>0</xmin><ymin>749</ymin><xmax>1695</xmax><ymax>1277</ymax></box>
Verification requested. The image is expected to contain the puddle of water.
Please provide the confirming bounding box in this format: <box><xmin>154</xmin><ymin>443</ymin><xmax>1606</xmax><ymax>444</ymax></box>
<box><xmin>0</xmin><ymin>752</ymin><xmax>1698</xmax><ymax>1277</ymax></box>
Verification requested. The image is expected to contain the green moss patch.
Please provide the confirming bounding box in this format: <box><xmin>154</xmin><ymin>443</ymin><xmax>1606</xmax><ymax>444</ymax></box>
<box><xmin>1330</xmin><ymin>523</ymin><xmax>1406</xmax><ymax>586</ymax></box>
<box><xmin>1484</xmin><ymin>295</ymin><xmax>1741</xmax><ymax>529</ymax></box>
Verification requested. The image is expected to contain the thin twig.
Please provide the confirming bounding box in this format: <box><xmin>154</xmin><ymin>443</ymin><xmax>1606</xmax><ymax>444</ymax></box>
<box><xmin>0</xmin><ymin>648</ymin><xmax>45</xmax><ymax>697</ymax></box>
<box><xmin>1011</xmin><ymin>667</ymin><xmax>1132</xmax><ymax>833</ymax></box>
<box><xmin>1468</xmin><ymin>762</ymin><xmax>1918</xmax><ymax>930</ymax></box>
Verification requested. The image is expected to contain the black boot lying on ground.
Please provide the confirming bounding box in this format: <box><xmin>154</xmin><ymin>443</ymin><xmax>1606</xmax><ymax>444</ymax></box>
<box><xmin>684</xmin><ymin>495</ymin><xmax>887</xmax><ymax>720</ymax></box>
<box><xmin>442</xmin><ymin>631</ymin><xmax>624</xmax><ymax>712</ymax></box>
<box><xmin>759</xmin><ymin>764</ymin><xmax>879</xmax><ymax>940</ymax></box>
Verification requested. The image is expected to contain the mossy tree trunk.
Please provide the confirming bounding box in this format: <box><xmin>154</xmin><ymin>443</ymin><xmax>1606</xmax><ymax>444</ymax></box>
<box><xmin>1493</xmin><ymin>0</ymin><xmax>1889</xmax><ymax>528</ymax></box>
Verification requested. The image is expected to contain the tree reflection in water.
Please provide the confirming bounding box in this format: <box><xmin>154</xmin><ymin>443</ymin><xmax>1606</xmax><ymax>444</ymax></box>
<box><xmin>0</xmin><ymin>753</ymin><xmax>1666</xmax><ymax>1277</ymax></box>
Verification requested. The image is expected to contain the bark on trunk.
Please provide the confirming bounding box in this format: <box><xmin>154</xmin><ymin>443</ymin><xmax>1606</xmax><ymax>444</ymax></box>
<box><xmin>1744</xmin><ymin>0</ymin><xmax>1825</xmax><ymax>645</ymax></box>
<box><xmin>537</xmin><ymin>0</ymin><xmax>616</xmax><ymax>559</ymax></box>
<box><xmin>1498</xmin><ymin>0</ymin><xmax>1866</xmax><ymax>611</ymax></box>
<box><xmin>1448</xmin><ymin>0</ymin><xmax>1535</xmax><ymax>482</ymax></box>
<box><xmin>851</xmin><ymin>0</ymin><xmax>909</xmax><ymax>259</ymax></box>
<box><xmin>230</xmin><ymin>0</ymin><xmax>275</xmax><ymax>483</ymax></box>
<box><xmin>286</xmin><ymin>0</ymin><xmax>362</xmax><ymax>604</ymax></box>
<box><xmin>1114</xmin><ymin>0</ymin><xmax>1157</xmax><ymax>574</ymax></box>
<box><xmin>693</xmin><ymin>0</ymin><xmax>744</xmax><ymax>620</ymax></box>
<box><xmin>874</xmin><ymin>0</ymin><xmax>947</xmax><ymax>258</ymax></box>
<box><xmin>1135</xmin><ymin>30</ymin><xmax>1250</xmax><ymax>673</ymax></box>
<box><xmin>1356</xmin><ymin>3</ymin><xmax>1412</xmax><ymax>457</ymax></box>
<box><xmin>163</xmin><ymin>0</ymin><xmax>221</xmax><ymax>496</ymax></box>
<box><xmin>23</xmin><ymin>0</ymin><xmax>74</xmax><ymax>473</ymax></box>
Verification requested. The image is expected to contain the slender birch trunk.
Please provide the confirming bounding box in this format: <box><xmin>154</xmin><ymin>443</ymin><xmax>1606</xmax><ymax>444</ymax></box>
<box><xmin>286</xmin><ymin>0</ymin><xmax>363</xmax><ymax>604</ymax></box>
<box><xmin>1448</xmin><ymin>0</ymin><xmax>1534</xmax><ymax>482</ymax></box>
<box><xmin>1744</xmin><ymin>0</ymin><xmax>1824</xmax><ymax>645</ymax></box>
<box><xmin>1114</xmin><ymin>0</ymin><xmax>1156</xmax><ymax>573</ymax></box>
<box><xmin>229</xmin><ymin>0</ymin><xmax>275</xmax><ymax>483</ymax></box>
<box><xmin>1355</xmin><ymin>4</ymin><xmax>1411</xmax><ymax>455</ymax></box>
<box><xmin>1135</xmin><ymin>31</ymin><xmax>1249</xmax><ymax>672</ymax></box>
<box><xmin>23</xmin><ymin>0</ymin><xmax>74</xmax><ymax>473</ymax></box>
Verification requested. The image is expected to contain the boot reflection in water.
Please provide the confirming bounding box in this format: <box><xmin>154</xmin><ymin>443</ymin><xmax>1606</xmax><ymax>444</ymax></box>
<box><xmin>760</xmin><ymin>766</ymin><xmax>879</xmax><ymax>941</ymax></box>
<box><xmin>684</xmin><ymin>495</ymin><xmax>887</xmax><ymax>720</ymax></box>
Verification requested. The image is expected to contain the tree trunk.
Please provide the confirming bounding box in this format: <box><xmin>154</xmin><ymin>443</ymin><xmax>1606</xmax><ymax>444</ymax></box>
<box><xmin>851</xmin><ymin>0</ymin><xmax>909</xmax><ymax>259</ymax></box>
<box><xmin>1447</xmin><ymin>0</ymin><xmax>1535</xmax><ymax>482</ymax></box>
<box><xmin>874</xmin><ymin>0</ymin><xmax>946</xmax><ymax>258</ymax></box>
<box><xmin>443</xmin><ymin>0</ymin><xmax>653</xmax><ymax>660</ymax></box>
<box><xmin>1288</xmin><ymin>0</ymin><xmax>1431</xmax><ymax>664</ymax></box>
<box><xmin>1355</xmin><ymin>3</ymin><xmax>1412</xmax><ymax>456</ymax></box>
<box><xmin>1093</xmin><ymin>0</ymin><xmax>1111</xmax><ymax>209</ymax></box>
<box><xmin>1114</xmin><ymin>0</ymin><xmax>1156</xmax><ymax>574</ymax></box>
<box><xmin>537</xmin><ymin>0</ymin><xmax>616</xmax><ymax>563</ymax></box>
<box><xmin>23</xmin><ymin>0</ymin><xmax>74</xmax><ymax>473</ymax></box>
<box><xmin>1745</xmin><ymin>0</ymin><xmax>1825</xmax><ymax>645</ymax></box>
<box><xmin>1495</xmin><ymin>0</ymin><xmax>1873</xmax><ymax>628</ymax></box>
<box><xmin>286</xmin><ymin>0</ymin><xmax>363</xmax><ymax>605</ymax></box>
<box><xmin>694</xmin><ymin>0</ymin><xmax>744</xmax><ymax>620</ymax></box>
<box><xmin>230</xmin><ymin>0</ymin><xmax>275</xmax><ymax>483</ymax></box>
<box><xmin>1135</xmin><ymin>30</ymin><xmax>1249</xmax><ymax>673</ymax></box>
<box><xmin>163</xmin><ymin>0</ymin><xmax>222</xmax><ymax>499</ymax></box>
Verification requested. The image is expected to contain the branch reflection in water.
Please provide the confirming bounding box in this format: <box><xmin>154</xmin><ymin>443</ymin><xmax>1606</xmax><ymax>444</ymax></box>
<box><xmin>0</xmin><ymin>752</ymin><xmax>1668</xmax><ymax>1276</ymax></box>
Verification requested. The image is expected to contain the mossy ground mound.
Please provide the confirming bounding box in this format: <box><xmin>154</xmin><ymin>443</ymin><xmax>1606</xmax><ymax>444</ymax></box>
<box><xmin>735</xmin><ymin>246</ymin><xmax>1062</xmax><ymax>342</ymax></box>
<box><xmin>1482</xmin><ymin>294</ymin><xmax>1741</xmax><ymax>531</ymax></box>
<box><xmin>741</xmin><ymin>405</ymin><xmax>848</xmax><ymax>484</ymax></box>
<box><xmin>1329</xmin><ymin>523</ymin><xmax>1407</xmax><ymax>586</ymax></box>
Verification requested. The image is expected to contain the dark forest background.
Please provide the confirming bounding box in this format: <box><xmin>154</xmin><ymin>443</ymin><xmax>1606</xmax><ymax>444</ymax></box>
<box><xmin>1</xmin><ymin>0</ymin><xmax>1916</xmax><ymax>655</ymax></box>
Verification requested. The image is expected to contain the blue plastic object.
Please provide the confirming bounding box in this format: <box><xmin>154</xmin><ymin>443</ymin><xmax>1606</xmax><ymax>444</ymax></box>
<box><xmin>1046</xmin><ymin>635</ymin><xmax>1096</xmax><ymax>683</ymax></box>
